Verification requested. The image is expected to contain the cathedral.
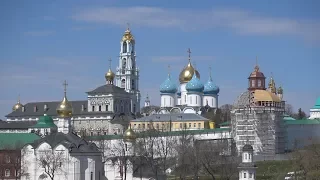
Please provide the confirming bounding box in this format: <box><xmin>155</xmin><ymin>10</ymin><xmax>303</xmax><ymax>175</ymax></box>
<box><xmin>6</xmin><ymin>27</ymin><xmax>141</xmax><ymax>136</ymax></box>
<box><xmin>148</xmin><ymin>48</ymin><xmax>220</xmax><ymax>115</ymax></box>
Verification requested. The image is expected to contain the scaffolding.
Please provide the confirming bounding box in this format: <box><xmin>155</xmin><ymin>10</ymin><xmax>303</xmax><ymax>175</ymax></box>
<box><xmin>231</xmin><ymin>91</ymin><xmax>286</xmax><ymax>156</ymax></box>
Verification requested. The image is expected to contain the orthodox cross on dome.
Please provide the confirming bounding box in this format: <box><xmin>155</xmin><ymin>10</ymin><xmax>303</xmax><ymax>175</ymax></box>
<box><xmin>209</xmin><ymin>66</ymin><xmax>212</xmax><ymax>81</ymax></box>
<box><xmin>168</xmin><ymin>65</ymin><xmax>171</xmax><ymax>77</ymax></box>
<box><xmin>187</xmin><ymin>48</ymin><xmax>192</xmax><ymax>62</ymax></box>
<box><xmin>126</xmin><ymin>22</ymin><xmax>130</xmax><ymax>31</ymax></box>
<box><xmin>254</xmin><ymin>56</ymin><xmax>260</xmax><ymax>72</ymax></box>
<box><xmin>17</xmin><ymin>94</ymin><xmax>21</xmax><ymax>103</ymax></box>
<box><xmin>63</xmin><ymin>80</ymin><xmax>68</xmax><ymax>96</ymax></box>
<box><xmin>108</xmin><ymin>58</ymin><xmax>112</xmax><ymax>68</ymax></box>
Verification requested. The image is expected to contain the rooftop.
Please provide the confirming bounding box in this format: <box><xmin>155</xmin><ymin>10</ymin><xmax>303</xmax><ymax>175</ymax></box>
<box><xmin>131</xmin><ymin>113</ymin><xmax>209</xmax><ymax>122</ymax></box>
<box><xmin>0</xmin><ymin>133</ymin><xmax>41</xmax><ymax>150</ymax></box>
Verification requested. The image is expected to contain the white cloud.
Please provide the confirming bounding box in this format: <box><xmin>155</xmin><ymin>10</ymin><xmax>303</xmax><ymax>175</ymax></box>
<box><xmin>71</xmin><ymin>6</ymin><xmax>320</xmax><ymax>41</ymax></box>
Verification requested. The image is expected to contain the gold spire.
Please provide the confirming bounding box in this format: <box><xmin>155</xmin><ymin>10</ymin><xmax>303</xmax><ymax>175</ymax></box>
<box><xmin>179</xmin><ymin>48</ymin><xmax>200</xmax><ymax>83</ymax></box>
<box><xmin>122</xmin><ymin>23</ymin><xmax>135</xmax><ymax>42</ymax></box>
<box><xmin>187</xmin><ymin>48</ymin><xmax>192</xmax><ymax>62</ymax></box>
<box><xmin>12</xmin><ymin>94</ymin><xmax>23</xmax><ymax>111</ymax></box>
<box><xmin>56</xmin><ymin>80</ymin><xmax>73</xmax><ymax>118</ymax></box>
<box><xmin>268</xmin><ymin>73</ymin><xmax>277</xmax><ymax>93</ymax></box>
<box><xmin>105</xmin><ymin>58</ymin><xmax>115</xmax><ymax>83</ymax></box>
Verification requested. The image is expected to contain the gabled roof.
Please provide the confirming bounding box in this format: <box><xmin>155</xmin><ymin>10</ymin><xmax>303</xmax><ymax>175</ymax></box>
<box><xmin>0</xmin><ymin>133</ymin><xmax>41</xmax><ymax>150</ymax></box>
<box><xmin>86</xmin><ymin>84</ymin><xmax>129</xmax><ymax>95</ymax></box>
<box><xmin>28</xmin><ymin>132</ymin><xmax>100</xmax><ymax>153</ymax></box>
<box><xmin>6</xmin><ymin>100</ymin><xmax>115</xmax><ymax>118</ymax></box>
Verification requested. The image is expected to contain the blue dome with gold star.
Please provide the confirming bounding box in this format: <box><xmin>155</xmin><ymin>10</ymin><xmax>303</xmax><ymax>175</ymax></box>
<box><xmin>160</xmin><ymin>75</ymin><xmax>177</xmax><ymax>94</ymax></box>
<box><xmin>204</xmin><ymin>80</ymin><xmax>220</xmax><ymax>95</ymax></box>
<box><xmin>186</xmin><ymin>72</ymin><xmax>204</xmax><ymax>92</ymax></box>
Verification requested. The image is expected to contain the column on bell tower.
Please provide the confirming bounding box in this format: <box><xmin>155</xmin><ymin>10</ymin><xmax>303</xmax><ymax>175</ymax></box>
<box><xmin>115</xmin><ymin>24</ymin><xmax>141</xmax><ymax>113</ymax></box>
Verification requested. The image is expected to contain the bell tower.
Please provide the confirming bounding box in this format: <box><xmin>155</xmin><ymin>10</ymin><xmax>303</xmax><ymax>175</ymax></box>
<box><xmin>115</xmin><ymin>24</ymin><xmax>141</xmax><ymax>113</ymax></box>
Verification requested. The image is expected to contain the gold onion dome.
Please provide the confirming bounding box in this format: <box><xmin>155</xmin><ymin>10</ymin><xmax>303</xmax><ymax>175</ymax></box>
<box><xmin>56</xmin><ymin>81</ymin><xmax>73</xmax><ymax>118</ymax></box>
<box><xmin>12</xmin><ymin>96</ymin><xmax>23</xmax><ymax>111</ymax></box>
<box><xmin>121</xmin><ymin>27</ymin><xmax>135</xmax><ymax>42</ymax></box>
<box><xmin>123</xmin><ymin>127</ymin><xmax>136</xmax><ymax>142</ymax></box>
<box><xmin>105</xmin><ymin>68</ymin><xmax>115</xmax><ymax>82</ymax></box>
<box><xmin>179</xmin><ymin>61</ymin><xmax>200</xmax><ymax>83</ymax></box>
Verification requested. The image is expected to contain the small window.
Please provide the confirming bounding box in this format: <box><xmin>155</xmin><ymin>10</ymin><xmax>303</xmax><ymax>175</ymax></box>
<box><xmin>156</xmin><ymin>124</ymin><xmax>159</xmax><ymax>129</ymax></box>
<box><xmin>92</xmin><ymin>106</ymin><xmax>95</xmax><ymax>112</ymax></box>
<box><xmin>251</xmin><ymin>79</ymin><xmax>255</xmax><ymax>87</ymax></box>
<box><xmin>244</xmin><ymin>173</ymin><xmax>246</xmax><ymax>178</ymax></box>
<box><xmin>105</xmin><ymin>105</ymin><xmax>109</xmax><ymax>111</ymax></box>
<box><xmin>142</xmin><ymin>124</ymin><xmax>145</xmax><ymax>129</ymax></box>
<box><xmin>97</xmin><ymin>132</ymin><xmax>100</xmax><ymax>136</ymax></box>
<box><xmin>104</xmin><ymin>132</ymin><xmax>107</xmax><ymax>135</ymax></box>
<box><xmin>90</xmin><ymin>132</ymin><xmax>93</xmax><ymax>136</ymax></box>
<box><xmin>249</xmin><ymin>173</ymin><xmax>252</xmax><ymax>178</ymax></box>
<box><xmin>258</xmin><ymin>80</ymin><xmax>262</xmax><ymax>87</ymax></box>
<box><xmin>5</xmin><ymin>155</ymin><xmax>10</xmax><ymax>163</ymax></box>
<box><xmin>198</xmin><ymin>123</ymin><xmax>201</xmax><ymax>128</ymax></box>
<box><xmin>194</xmin><ymin>123</ymin><xmax>196</xmax><ymax>128</ymax></box>
<box><xmin>99</xmin><ymin>106</ymin><xmax>101</xmax><ymax>112</ymax></box>
<box><xmin>5</xmin><ymin>169</ymin><xmax>10</xmax><ymax>177</ymax></box>
<box><xmin>189</xmin><ymin>123</ymin><xmax>191</xmax><ymax>128</ymax></box>
<box><xmin>180</xmin><ymin>123</ymin><xmax>182</xmax><ymax>129</ymax></box>
<box><xmin>245</xmin><ymin>154</ymin><xmax>247</xmax><ymax>159</ymax></box>
<box><xmin>138</xmin><ymin>124</ymin><xmax>141</xmax><ymax>129</ymax></box>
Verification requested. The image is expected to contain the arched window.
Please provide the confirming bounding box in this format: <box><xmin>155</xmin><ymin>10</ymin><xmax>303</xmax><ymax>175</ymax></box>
<box><xmin>206</xmin><ymin>99</ymin><xmax>208</xmax><ymax>105</ymax></box>
<box><xmin>122</xmin><ymin>58</ymin><xmax>126</xmax><ymax>74</ymax></box>
<box><xmin>123</xmin><ymin>42</ymin><xmax>127</xmax><ymax>53</ymax></box>
<box><xmin>121</xmin><ymin>79</ymin><xmax>126</xmax><ymax>88</ymax></box>
<box><xmin>133</xmin><ymin>104</ymin><xmax>136</xmax><ymax>113</ymax></box>
<box><xmin>251</xmin><ymin>79</ymin><xmax>256</xmax><ymax>87</ymax></box>
<box><xmin>245</xmin><ymin>153</ymin><xmax>247</xmax><ymax>159</ymax></box>
<box><xmin>132</xmin><ymin>80</ymin><xmax>135</xmax><ymax>90</ymax></box>
<box><xmin>258</xmin><ymin>80</ymin><xmax>262</xmax><ymax>87</ymax></box>
<box><xmin>5</xmin><ymin>169</ymin><xmax>10</xmax><ymax>177</ymax></box>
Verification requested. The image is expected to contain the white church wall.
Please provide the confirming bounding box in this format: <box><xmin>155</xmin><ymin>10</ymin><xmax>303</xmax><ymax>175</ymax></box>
<box><xmin>310</xmin><ymin>109</ymin><xmax>320</xmax><ymax>119</ymax></box>
<box><xmin>160</xmin><ymin>94</ymin><xmax>176</xmax><ymax>107</ymax></box>
<box><xmin>180</xmin><ymin>83</ymin><xmax>187</xmax><ymax>105</ymax></box>
<box><xmin>187</xmin><ymin>93</ymin><xmax>202</xmax><ymax>107</ymax></box>
<box><xmin>202</xmin><ymin>95</ymin><xmax>218</xmax><ymax>108</ymax></box>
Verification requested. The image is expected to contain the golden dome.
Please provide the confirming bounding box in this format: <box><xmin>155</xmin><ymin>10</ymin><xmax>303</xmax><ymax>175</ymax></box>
<box><xmin>179</xmin><ymin>62</ymin><xmax>200</xmax><ymax>83</ymax></box>
<box><xmin>123</xmin><ymin>127</ymin><xmax>136</xmax><ymax>142</ymax></box>
<box><xmin>105</xmin><ymin>68</ymin><xmax>115</xmax><ymax>82</ymax></box>
<box><xmin>268</xmin><ymin>76</ymin><xmax>277</xmax><ymax>93</ymax></box>
<box><xmin>121</xmin><ymin>28</ymin><xmax>135</xmax><ymax>42</ymax></box>
<box><xmin>57</xmin><ymin>81</ymin><xmax>73</xmax><ymax>118</ymax></box>
<box><xmin>12</xmin><ymin>96</ymin><xmax>23</xmax><ymax>111</ymax></box>
<box><xmin>254</xmin><ymin>89</ymin><xmax>281</xmax><ymax>102</ymax></box>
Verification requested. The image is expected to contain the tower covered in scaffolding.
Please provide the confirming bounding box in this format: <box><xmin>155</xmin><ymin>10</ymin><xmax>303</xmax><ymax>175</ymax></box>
<box><xmin>231</xmin><ymin>61</ymin><xmax>286</xmax><ymax>156</ymax></box>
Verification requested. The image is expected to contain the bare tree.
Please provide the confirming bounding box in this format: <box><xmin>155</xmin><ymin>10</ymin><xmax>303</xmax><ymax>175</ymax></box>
<box><xmin>108</xmin><ymin>140</ymin><xmax>135</xmax><ymax>180</ymax></box>
<box><xmin>135</xmin><ymin>130</ymin><xmax>177</xmax><ymax>179</ymax></box>
<box><xmin>37</xmin><ymin>150</ymin><xmax>68</xmax><ymax>180</ymax></box>
<box><xmin>173</xmin><ymin>129</ymin><xmax>199</xmax><ymax>179</ymax></box>
<box><xmin>290</xmin><ymin>138</ymin><xmax>320</xmax><ymax>179</ymax></box>
<box><xmin>285</xmin><ymin>104</ymin><xmax>294</xmax><ymax>116</ymax></box>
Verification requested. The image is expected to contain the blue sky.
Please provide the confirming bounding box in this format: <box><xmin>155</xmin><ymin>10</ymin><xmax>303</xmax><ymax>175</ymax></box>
<box><xmin>0</xmin><ymin>0</ymin><xmax>319</xmax><ymax>119</ymax></box>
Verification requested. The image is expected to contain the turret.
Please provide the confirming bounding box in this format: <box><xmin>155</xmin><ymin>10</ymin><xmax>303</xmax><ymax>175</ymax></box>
<box><xmin>277</xmin><ymin>86</ymin><xmax>283</xmax><ymax>100</ymax></box>
<box><xmin>105</xmin><ymin>58</ymin><xmax>115</xmax><ymax>85</ymax></box>
<box><xmin>186</xmin><ymin>69</ymin><xmax>204</xmax><ymax>107</ymax></box>
<box><xmin>160</xmin><ymin>65</ymin><xmax>177</xmax><ymax>107</ymax></box>
<box><xmin>248</xmin><ymin>57</ymin><xmax>266</xmax><ymax>91</ymax></box>
<box><xmin>238</xmin><ymin>144</ymin><xmax>257</xmax><ymax>180</ymax></box>
<box><xmin>144</xmin><ymin>94</ymin><xmax>150</xmax><ymax>107</ymax></box>
<box><xmin>12</xmin><ymin>95</ymin><xmax>23</xmax><ymax>111</ymax></box>
<box><xmin>56</xmin><ymin>80</ymin><xmax>73</xmax><ymax>134</ymax></box>
<box><xmin>203</xmin><ymin>66</ymin><xmax>219</xmax><ymax>108</ymax></box>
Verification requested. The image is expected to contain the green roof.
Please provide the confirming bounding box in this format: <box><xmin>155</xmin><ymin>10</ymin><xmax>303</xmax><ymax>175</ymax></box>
<box><xmin>32</xmin><ymin>114</ymin><xmax>57</xmax><ymax>128</ymax></box>
<box><xmin>283</xmin><ymin>114</ymin><xmax>296</xmax><ymax>121</ymax></box>
<box><xmin>0</xmin><ymin>133</ymin><xmax>41</xmax><ymax>150</ymax></box>
<box><xmin>219</xmin><ymin>121</ymin><xmax>231</xmax><ymax>126</ymax></box>
<box><xmin>86</xmin><ymin>128</ymin><xmax>231</xmax><ymax>141</ymax></box>
<box><xmin>312</xmin><ymin>97</ymin><xmax>320</xmax><ymax>109</ymax></box>
<box><xmin>284</xmin><ymin>119</ymin><xmax>320</xmax><ymax>125</ymax></box>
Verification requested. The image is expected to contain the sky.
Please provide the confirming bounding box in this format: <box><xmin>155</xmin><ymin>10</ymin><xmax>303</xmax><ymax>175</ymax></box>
<box><xmin>0</xmin><ymin>0</ymin><xmax>319</xmax><ymax>119</ymax></box>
